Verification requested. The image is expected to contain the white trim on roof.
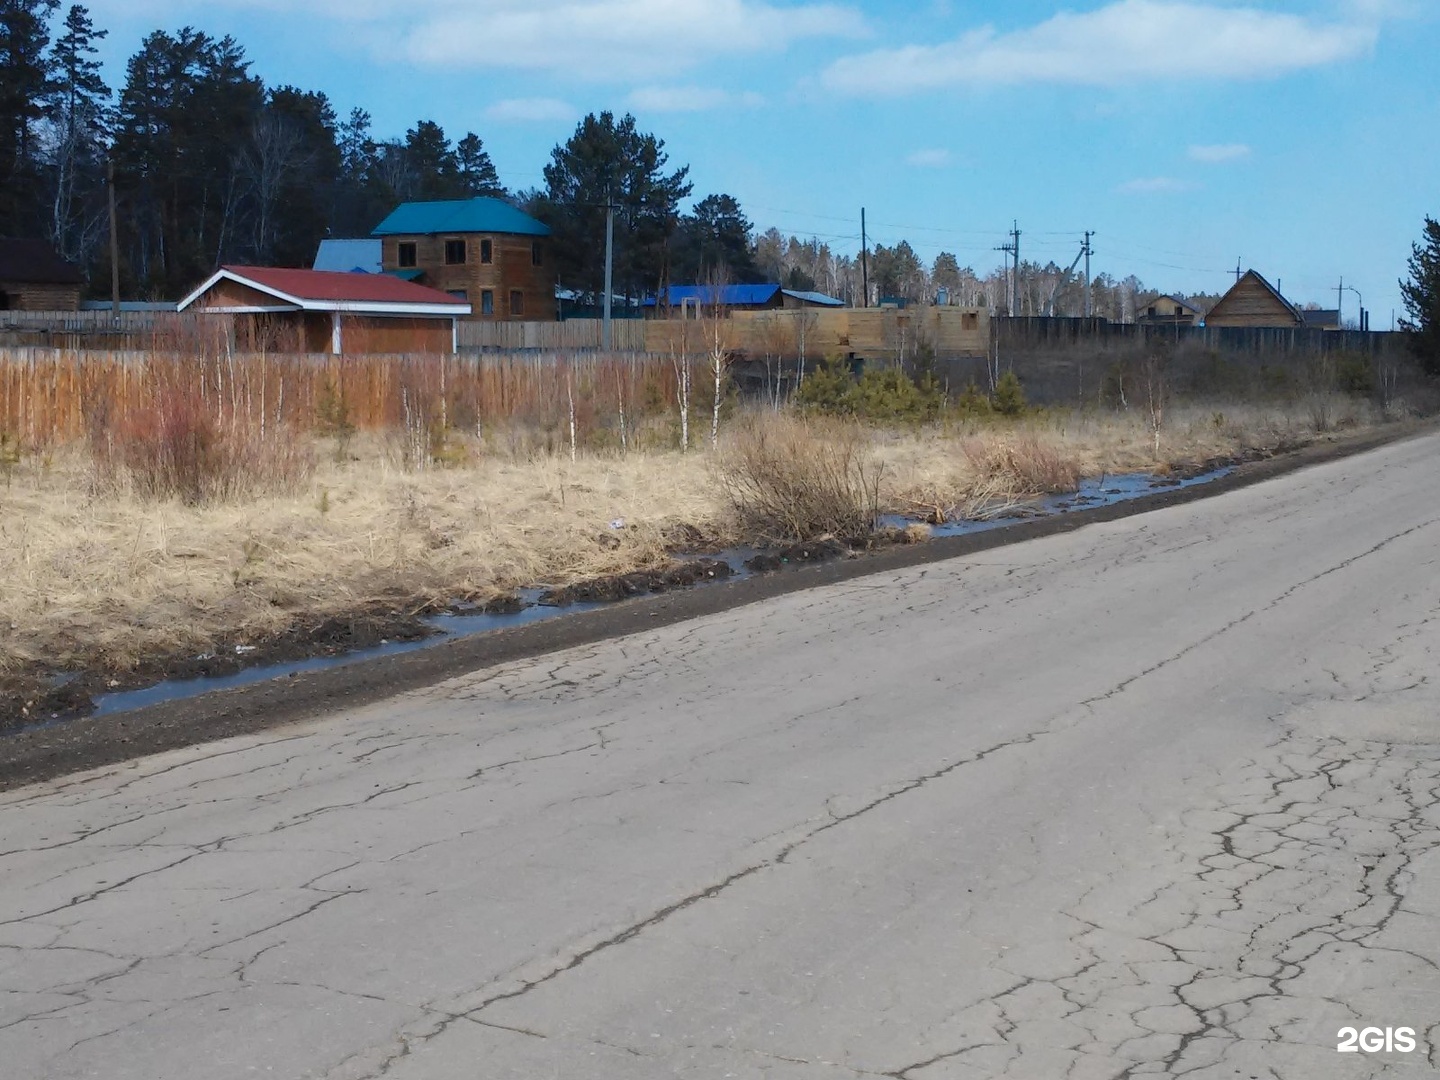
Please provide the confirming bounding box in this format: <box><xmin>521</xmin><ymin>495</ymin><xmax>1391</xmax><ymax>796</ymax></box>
<box><xmin>177</xmin><ymin>268</ymin><xmax>472</xmax><ymax>318</ymax></box>
<box><xmin>205</xmin><ymin>305</ymin><xmax>302</xmax><ymax>314</ymax></box>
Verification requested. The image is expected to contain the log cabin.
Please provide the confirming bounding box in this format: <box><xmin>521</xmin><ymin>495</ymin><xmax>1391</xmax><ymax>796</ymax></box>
<box><xmin>0</xmin><ymin>239</ymin><xmax>84</xmax><ymax>311</ymax></box>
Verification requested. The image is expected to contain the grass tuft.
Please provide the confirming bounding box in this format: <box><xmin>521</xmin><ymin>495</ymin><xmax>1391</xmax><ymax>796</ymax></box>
<box><xmin>717</xmin><ymin>412</ymin><xmax>882</xmax><ymax>542</ymax></box>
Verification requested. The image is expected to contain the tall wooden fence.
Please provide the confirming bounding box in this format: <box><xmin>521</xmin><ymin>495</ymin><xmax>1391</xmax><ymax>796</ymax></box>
<box><xmin>0</xmin><ymin>347</ymin><xmax>676</xmax><ymax>447</ymax></box>
<box><xmin>456</xmin><ymin>318</ymin><xmax>647</xmax><ymax>352</ymax></box>
<box><xmin>994</xmin><ymin>317</ymin><xmax>1402</xmax><ymax>358</ymax></box>
<box><xmin>955</xmin><ymin>319</ymin><xmax>1415</xmax><ymax>404</ymax></box>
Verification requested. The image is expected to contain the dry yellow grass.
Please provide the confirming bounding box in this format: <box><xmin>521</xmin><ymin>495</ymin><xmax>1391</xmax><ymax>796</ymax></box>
<box><xmin>0</xmin><ymin>396</ymin><xmax>1383</xmax><ymax>678</ymax></box>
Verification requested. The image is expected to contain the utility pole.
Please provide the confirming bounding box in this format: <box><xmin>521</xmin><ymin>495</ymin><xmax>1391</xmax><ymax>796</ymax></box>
<box><xmin>1082</xmin><ymin>230</ymin><xmax>1094</xmax><ymax>318</ymax></box>
<box><xmin>1011</xmin><ymin>220</ymin><xmax>1021</xmax><ymax>315</ymax></box>
<box><xmin>994</xmin><ymin>221</ymin><xmax>1021</xmax><ymax>315</ymax></box>
<box><xmin>107</xmin><ymin>157</ymin><xmax>120</xmax><ymax>319</ymax></box>
<box><xmin>1335</xmin><ymin>276</ymin><xmax>1343</xmax><ymax>330</ymax></box>
<box><xmin>860</xmin><ymin>207</ymin><xmax>869</xmax><ymax>308</ymax></box>
<box><xmin>1235</xmin><ymin>259</ymin><xmax>1243</xmax><ymax>283</ymax></box>
<box><xmin>602</xmin><ymin>199</ymin><xmax>614</xmax><ymax>350</ymax></box>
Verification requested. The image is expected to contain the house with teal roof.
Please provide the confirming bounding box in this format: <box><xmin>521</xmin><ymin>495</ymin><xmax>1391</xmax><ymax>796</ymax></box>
<box><xmin>371</xmin><ymin>197</ymin><xmax>553</xmax><ymax>321</ymax></box>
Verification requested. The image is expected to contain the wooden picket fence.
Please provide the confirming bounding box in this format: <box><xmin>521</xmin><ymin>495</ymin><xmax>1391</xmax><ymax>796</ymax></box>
<box><xmin>0</xmin><ymin>347</ymin><xmax>678</xmax><ymax>447</ymax></box>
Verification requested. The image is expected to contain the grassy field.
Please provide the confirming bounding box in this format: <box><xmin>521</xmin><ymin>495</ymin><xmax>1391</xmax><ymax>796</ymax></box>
<box><xmin>0</xmin><ymin>393</ymin><xmax>1385</xmax><ymax>701</ymax></box>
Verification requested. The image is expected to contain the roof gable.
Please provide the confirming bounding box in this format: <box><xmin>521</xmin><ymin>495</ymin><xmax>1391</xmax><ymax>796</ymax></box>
<box><xmin>1140</xmin><ymin>294</ymin><xmax>1200</xmax><ymax>315</ymax></box>
<box><xmin>1206</xmin><ymin>270</ymin><xmax>1302</xmax><ymax>325</ymax></box>
<box><xmin>177</xmin><ymin>267</ymin><xmax>470</xmax><ymax>315</ymax></box>
<box><xmin>371</xmin><ymin>197</ymin><xmax>550</xmax><ymax>238</ymax></box>
<box><xmin>0</xmin><ymin>238</ymin><xmax>85</xmax><ymax>285</ymax></box>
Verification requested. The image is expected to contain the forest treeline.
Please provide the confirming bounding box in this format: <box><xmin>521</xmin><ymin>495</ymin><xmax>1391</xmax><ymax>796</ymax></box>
<box><xmin>1</xmin><ymin>1</ymin><xmax>1201</xmax><ymax>317</ymax></box>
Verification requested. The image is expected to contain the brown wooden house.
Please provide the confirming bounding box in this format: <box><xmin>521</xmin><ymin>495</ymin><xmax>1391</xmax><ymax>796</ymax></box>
<box><xmin>372</xmin><ymin>197</ymin><xmax>551</xmax><ymax>322</ymax></box>
<box><xmin>0</xmin><ymin>239</ymin><xmax>84</xmax><ymax>311</ymax></box>
<box><xmin>1203</xmin><ymin>270</ymin><xmax>1303</xmax><ymax>328</ymax></box>
<box><xmin>178</xmin><ymin>266</ymin><xmax>471</xmax><ymax>353</ymax></box>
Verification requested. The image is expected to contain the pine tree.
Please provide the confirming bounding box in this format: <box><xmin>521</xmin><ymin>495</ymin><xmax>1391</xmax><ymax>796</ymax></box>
<box><xmin>456</xmin><ymin>132</ymin><xmax>503</xmax><ymax>198</ymax></box>
<box><xmin>0</xmin><ymin>0</ymin><xmax>59</xmax><ymax>231</ymax></box>
<box><xmin>534</xmin><ymin>111</ymin><xmax>691</xmax><ymax>302</ymax></box>
<box><xmin>46</xmin><ymin>4</ymin><xmax>109</xmax><ymax>263</ymax></box>
<box><xmin>405</xmin><ymin>120</ymin><xmax>460</xmax><ymax>200</ymax></box>
<box><xmin>1400</xmin><ymin>216</ymin><xmax>1440</xmax><ymax>375</ymax></box>
<box><xmin>672</xmin><ymin>193</ymin><xmax>756</xmax><ymax>283</ymax></box>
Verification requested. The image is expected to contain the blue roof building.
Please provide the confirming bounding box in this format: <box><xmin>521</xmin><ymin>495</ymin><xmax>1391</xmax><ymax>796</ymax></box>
<box><xmin>313</xmin><ymin>238</ymin><xmax>383</xmax><ymax>274</ymax></box>
<box><xmin>371</xmin><ymin>198</ymin><xmax>550</xmax><ymax>238</ymax></box>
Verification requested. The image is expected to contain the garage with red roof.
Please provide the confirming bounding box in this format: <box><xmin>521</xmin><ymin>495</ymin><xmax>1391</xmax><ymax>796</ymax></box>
<box><xmin>178</xmin><ymin>266</ymin><xmax>472</xmax><ymax>354</ymax></box>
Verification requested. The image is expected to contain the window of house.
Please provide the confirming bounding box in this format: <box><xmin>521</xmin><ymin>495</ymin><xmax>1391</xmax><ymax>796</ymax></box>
<box><xmin>445</xmin><ymin>239</ymin><xmax>466</xmax><ymax>265</ymax></box>
<box><xmin>1147</xmin><ymin>305</ymin><xmax>1157</xmax><ymax>317</ymax></box>
<box><xmin>509</xmin><ymin>289</ymin><xmax>524</xmax><ymax>316</ymax></box>
<box><xmin>448</xmin><ymin>289</ymin><xmax>468</xmax><ymax>301</ymax></box>
<box><xmin>480</xmin><ymin>239</ymin><xmax>493</xmax><ymax>264</ymax></box>
<box><xmin>397</xmin><ymin>242</ymin><xmax>417</xmax><ymax>268</ymax></box>
<box><xmin>1174</xmin><ymin>305</ymin><xmax>1184</xmax><ymax>316</ymax></box>
<box><xmin>531</xmin><ymin>241</ymin><xmax>543</xmax><ymax>267</ymax></box>
<box><xmin>480</xmin><ymin>289</ymin><xmax>494</xmax><ymax>316</ymax></box>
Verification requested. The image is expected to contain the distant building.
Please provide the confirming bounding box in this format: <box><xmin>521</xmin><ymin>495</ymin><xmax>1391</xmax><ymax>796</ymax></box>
<box><xmin>0</xmin><ymin>239</ymin><xmax>84</xmax><ymax>311</ymax></box>
<box><xmin>371</xmin><ymin>197</ymin><xmax>551</xmax><ymax>322</ymax></box>
<box><xmin>1300</xmin><ymin>308</ymin><xmax>1341</xmax><ymax>330</ymax></box>
<box><xmin>178</xmin><ymin>266</ymin><xmax>471</xmax><ymax>354</ymax></box>
<box><xmin>643</xmin><ymin>284</ymin><xmax>845</xmax><ymax>315</ymax></box>
<box><xmin>1136</xmin><ymin>294</ymin><xmax>1201</xmax><ymax>326</ymax></box>
<box><xmin>1203</xmin><ymin>270</ymin><xmax>1304</xmax><ymax>328</ymax></box>
<box><xmin>313</xmin><ymin>239</ymin><xmax>383</xmax><ymax>275</ymax></box>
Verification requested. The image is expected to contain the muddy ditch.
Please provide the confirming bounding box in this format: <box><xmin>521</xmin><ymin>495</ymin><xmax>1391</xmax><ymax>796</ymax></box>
<box><xmin>0</xmin><ymin>457</ymin><xmax>1251</xmax><ymax>735</ymax></box>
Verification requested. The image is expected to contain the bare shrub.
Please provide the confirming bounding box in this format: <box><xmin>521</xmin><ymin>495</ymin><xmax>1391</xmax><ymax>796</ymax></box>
<box><xmin>91</xmin><ymin>387</ymin><xmax>313</xmax><ymax>505</ymax></box>
<box><xmin>961</xmin><ymin>436</ymin><xmax>1080</xmax><ymax>495</ymax></box>
<box><xmin>718</xmin><ymin>412</ymin><xmax>882</xmax><ymax>542</ymax></box>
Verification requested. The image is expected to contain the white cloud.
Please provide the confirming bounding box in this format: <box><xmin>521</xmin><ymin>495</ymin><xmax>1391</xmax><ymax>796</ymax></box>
<box><xmin>402</xmin><ymin>0</ymin><xmax>868</xmax><ymax>80</ymax></box>
<box><xmin>627</xmin><ymin>86</ymin><xmax>766</xmax><ymax>112</ymax></box>
<box><xmin>1117</xmin><ymin>176</ymin><xmax>1200</xmax><ymax>194</ymax></box>
<box><xmin>820</xmin><ymin>0</ymin><xmax>1378</xmax><ymax>96</ymax></box>
<box><xmin>906</xmin><ymin>148</ymin><xmax>951</xmax><ymax>168</ymax></box>
<box><xmin>1188</xmin><ymin>142</ymin><xmax>1251</xmax><ymax>163</ymax></box>
<box><xmin>485</xmin><ymin>97</ymin><xmax>577</xmax><ymax>123</ymax></box>
<box><xmin>89</xmin><ymin>0</ymin><xmax>867</xmax><ymax>80</ymax></box>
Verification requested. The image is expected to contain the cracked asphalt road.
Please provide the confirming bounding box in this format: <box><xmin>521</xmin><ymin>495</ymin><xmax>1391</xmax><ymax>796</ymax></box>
<box><xmin>4</xmin><ymin>434</ymin><xmax>1440</xmax><ymax>1079</ymax></box>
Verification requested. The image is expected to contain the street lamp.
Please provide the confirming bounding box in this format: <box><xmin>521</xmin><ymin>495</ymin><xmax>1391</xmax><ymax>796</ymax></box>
<box><xmin>1343</xmin><ymin>285</ymin><xmax>1363</xmax><ymax>330</ymax></box>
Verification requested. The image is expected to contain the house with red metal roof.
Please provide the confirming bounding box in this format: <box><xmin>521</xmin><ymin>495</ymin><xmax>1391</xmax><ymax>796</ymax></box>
<box><xmin>178</xmin><ymin>266</ymin><xmax>471</xmax><ymax>354</ymax></box>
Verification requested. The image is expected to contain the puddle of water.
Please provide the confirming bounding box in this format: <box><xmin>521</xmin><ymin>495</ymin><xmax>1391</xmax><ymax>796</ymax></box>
<box><xmin>675</xmin><ymin>546</ymin><xmax>762</xmax><ymax>577</ymax></box>
<box><xmin>89</xmin><ymin>637</ymin><xmax>445</xmax><ymax>718</ymax></box>
<box><xmin>923</xmin><ymin>467</ymin><xmax>1232</xmax><ymax>538</ymax></box>
<box><xmin>86</xmin><ymin>591</ymin><xmax>611</xmax><ymax>721</ymax></box>
<box><xmin>28</xmin><ymin>466</ymin><xmax>1233</xmax><ymax>729</ymax></box>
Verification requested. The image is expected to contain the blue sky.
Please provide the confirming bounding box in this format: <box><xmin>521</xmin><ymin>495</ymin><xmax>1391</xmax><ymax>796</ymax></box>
<box><xmin>82</xmin><ymin>0</ymin><xmax>1437</xmax><ymax>320</ymax></box>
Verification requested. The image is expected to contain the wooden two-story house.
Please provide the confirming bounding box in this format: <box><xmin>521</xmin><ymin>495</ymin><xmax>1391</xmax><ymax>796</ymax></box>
<box><xmin>371</xmin><ymin>197</ymin><xmax>551</xmax><ymax>321</ymax></box>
